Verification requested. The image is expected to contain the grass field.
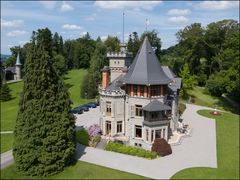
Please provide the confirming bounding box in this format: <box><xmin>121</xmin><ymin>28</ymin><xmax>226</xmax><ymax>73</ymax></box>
<box><xmin>0</xmin><ymin>69</ymin><xmax>93</xmax><ymax>132</ymax></box>
<box><xmin>0</xmin><ymin>161</ymin><xmax>148</xmax><ymax>179</ymax></box>
<box><xmin>187</xmin><ymin>87</ymin><xmax>238</xmax><ymax>114</ymax></box>
<box><xmin>0</xmin><ymin>134</ymin><xmax>14</xmax><ymax>153</ymax></box>
<box><xmin>171</xmin><ymin>110</ymin><xmax>239</xmax><ymax>179</ymax></box>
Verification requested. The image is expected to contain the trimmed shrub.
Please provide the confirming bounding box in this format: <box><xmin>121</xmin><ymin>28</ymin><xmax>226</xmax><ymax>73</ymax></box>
<box><xmin>105</xmin><ymin>142</ymin><xmax>158</xmax><ymax>159</ymax></box>
<box><xmin>151</xmin><ymin>138</ymin><xmax>172</xmax><ymax>156</ymax></box>
<box><xmin>76</xmin><ymin>129</ymin><xmax>89</xmax><ymax>146</ymax></box>
<box><xmin>89</xmin><ymin>135</ymin><xmax>101</xmax><ymax>147</ymax></box>
<box><xmin>179</xmin><ymin>102</ymin><xmax>186</xmax><ymax>115</ymax></box>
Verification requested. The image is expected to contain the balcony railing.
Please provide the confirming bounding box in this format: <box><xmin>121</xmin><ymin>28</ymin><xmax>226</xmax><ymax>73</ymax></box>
<box><xmin>143</xmin><ymin>119</ymin><xmax>170</xmax><ymax>127</ymax></box>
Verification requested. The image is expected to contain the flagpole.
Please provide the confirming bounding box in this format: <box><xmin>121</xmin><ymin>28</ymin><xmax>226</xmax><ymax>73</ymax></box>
<box><xmin>123</xmin><ymin>12</ymin><xmax>125</xmax><ymax>44</ymax></box>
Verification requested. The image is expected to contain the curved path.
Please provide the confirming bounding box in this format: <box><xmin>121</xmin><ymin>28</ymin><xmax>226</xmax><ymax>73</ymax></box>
<box><xmin>75</xmin><ymin>104</ymin><xmax>217</xmax><ymax>179</ymax></box>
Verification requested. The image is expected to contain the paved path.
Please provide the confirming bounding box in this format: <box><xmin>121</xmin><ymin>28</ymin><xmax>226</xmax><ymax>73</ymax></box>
<box><xmin>75</xmin><ymin>107</ymin><xmax>100</xmax><ymax>128</ymax></box>
<box><xmin>0</xmin><ymin>150</ymin><xmax>13</xmax><ymax>169</ymax></box>
<box><xmin>75</xmin><ymin>104</ymin><xmax>217</xmax><ymax>179</ymax></box>
<box><xmin>0</xmin><ymin>131</ymin><xmax>13</xmax><ymax>134</ymax></box>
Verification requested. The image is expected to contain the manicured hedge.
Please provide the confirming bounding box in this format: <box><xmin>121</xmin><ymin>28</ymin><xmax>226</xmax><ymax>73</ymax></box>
<box><xmin>76</xmin><ymin>129</ymin><xmax>89</xmax><ymax>146</ymax></box>
<box><xmin>105</xmin><ymin>142</ymin><xmax>158</xmax><ymax>159</ymax></box>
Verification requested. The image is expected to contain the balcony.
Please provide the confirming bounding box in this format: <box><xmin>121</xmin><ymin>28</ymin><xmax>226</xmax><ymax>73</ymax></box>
<box><xmin>143</xmin><ymin>119</ymin><xmax>170</xmax><ymax>127</ymax></box>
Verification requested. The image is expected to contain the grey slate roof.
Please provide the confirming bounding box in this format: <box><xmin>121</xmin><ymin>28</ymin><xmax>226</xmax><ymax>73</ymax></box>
<box><xmin>143</xmin><ymin>99</ymin><xmax>171</xmax><ymax>112</ymax></box>
<box><xmin>121</xmin><ymin>37</ymin><xmax>171</xmax><ymax>85</ymax></box>
<box><xmin>168</xmin><ymin>78</ymin><xmax>182</xmax><ymax>92</ymax></box>
<box><xmin>15</xmin><ymin>52</ymin><xmax>21</xmax><ymax>66</ymax></box>
<box><xmin>162</xmin><ymin>66</ymin><xmax>176</xmax><ymax>79</ymax></box>
<box><xmin>106</xmin><ymin>75</ymin><xmax>124</xmax><ymax>91</ymax></box>
<box><xmin>5</xmin><ymin>67</ymin><xmax>16</xmax><ymax>73</ymax></box>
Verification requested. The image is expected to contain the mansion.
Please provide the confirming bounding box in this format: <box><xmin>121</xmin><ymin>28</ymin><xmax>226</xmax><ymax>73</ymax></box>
<box><xmin>99</xmin><ymin>37</ymin><xmax>181</xmax><ymax>150</ymax></box>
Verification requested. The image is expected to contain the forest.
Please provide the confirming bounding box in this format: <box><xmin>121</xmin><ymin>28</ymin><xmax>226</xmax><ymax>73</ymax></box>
<box><xmin>2</xmin><ymin>19</ymin><xmax>239</xmax><ymax>101</ymax></box>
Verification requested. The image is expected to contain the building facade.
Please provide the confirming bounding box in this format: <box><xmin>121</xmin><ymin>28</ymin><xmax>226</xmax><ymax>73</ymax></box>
<box><xmin>4</xmin><ymin>52</ymin><xmax>22</xmax><ymax>81</ymax></box>
<box><xmin>99</xmin><ymin>37</ymin><xmax>181</xmax><ymax>150</ymax></box>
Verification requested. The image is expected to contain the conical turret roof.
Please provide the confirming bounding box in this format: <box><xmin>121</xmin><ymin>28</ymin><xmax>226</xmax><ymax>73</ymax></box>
<box><xmin>15</xmin><ymin>52</ymin><xmax>21</xmax><ymax>66</ymax></box>
<box><xmin>121</xmin><ymin>37</ymin><xmax>171</xmax><ymax>85</ymax></box>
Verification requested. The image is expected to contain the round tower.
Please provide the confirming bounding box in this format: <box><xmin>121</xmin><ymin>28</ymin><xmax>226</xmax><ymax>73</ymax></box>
<box><xmin>15</xmin><ymin>52</ymin><xmax>22</xmax><ymax>80</ymax></box>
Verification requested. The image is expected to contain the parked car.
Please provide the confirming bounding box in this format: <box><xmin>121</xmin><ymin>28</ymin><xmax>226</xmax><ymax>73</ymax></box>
<box><xmin>79</xmin><ymin>105</ymin><xmax>89</xmax><ymax>111</ymax></box>
<box><xmin>89</xmin><ymin>102</ymin><xmax>99</xmax><ymax>106</ymax></box>
<box><xmin>85</xmin><ymin>102</ymin><xmax>97</xmax><ymax>108</ymax></box>
<box><xmin>70</xmin><ymin>107</ymin><xmax>83</xmax><ymax>114</ymax></box>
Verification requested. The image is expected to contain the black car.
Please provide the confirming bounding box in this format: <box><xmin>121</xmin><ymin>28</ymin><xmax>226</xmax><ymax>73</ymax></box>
<box><xmin>79</xmin><ymin>105</ymin><xmax>89</xmax><ymax>111</ymax></box>
<box><xmin>85</xmin><ymin>103</ymin><xmax>97</xmax><ymax>108</ymax></box>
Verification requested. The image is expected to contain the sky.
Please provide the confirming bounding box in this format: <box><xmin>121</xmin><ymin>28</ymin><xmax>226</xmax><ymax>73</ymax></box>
<box><xmin>1</xmin><ymin>1</ymin><xmax>239</xmax><ymax>54</ymax></box>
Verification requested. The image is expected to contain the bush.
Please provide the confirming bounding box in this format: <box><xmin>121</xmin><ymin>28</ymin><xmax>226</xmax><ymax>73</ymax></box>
<box><xmin>151</xmin><ymin>138</ymin><xmax>172</xmax><ymax>156</ymax></box>
<box><xmin>89</xmin><ymin>135</ymin><xmax>101</xmax><ymax>147</ymax></box>
<box><xmin>87</xmin><ymin>124</ymin><xmax>101</xmax><ymax>137</ymax></box>
<box><xmin>179</xmin><ymin>102</ymin><xmax>186</xmax><ymax>115</ymax></box>
<box><xmin>76</xmin><ymin>129</ymin><xmax>89</xmax><ymax>146</ymax></box>
<box><xmin>0</xmin><ymin>83</ymin><xmax>12</xmax><ymax>101</ymax></box>
<box><xmin>105</xmin><ymin>142</ymin><xmax>158</xmax><ymax>159</ymax></box>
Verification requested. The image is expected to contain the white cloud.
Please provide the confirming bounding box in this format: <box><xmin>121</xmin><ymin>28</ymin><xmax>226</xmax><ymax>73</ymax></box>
<box><xmin>18</xmin><ymin>40</ymin><xmax>28</xmax><ymax>45</ymax></box>
<box><xmin>1</xmin><ymin>19</ymin><xmax>24</xmax><ymax>28</ymax></box>
<box><xmin>168</xmin><ymin>16</ymin><xmax>189</xmax><ymax>24</ymax></box>
<box><xmin>7</xmin><ymin>30</ymin><xmax>27</xmax><ymax>37</ymax></box>
<box><xmin>198</xmin><ymin>1</ymin><xmax>239</xmax><ymax>10</ymax></box>
<box><xmin>95</xmin><ymin>1</ymin><xmax>162</xmax><ymax>10</ymax></box>
<box><xmin>62</xmin><ymin>24</ymin><xmax>82</xmax><ymax>30</ymax></box>
<box><xmin>85</xmin><ymin>13</ymin><xmax>97</xmax><ymax>21</ymax></box>
<box><xmin>39</xmin><ymin>1</ymin><xmax>57</xmax><ymax>10</ymax></box>
<box><xmin>100</xmin><ymin>36</ymin><xmax>108</xmax><ymax>41</ymax></box>
<box><xmin>168</xmin><ymin>9</ymin><xmax>191</xmax><ymax>16</ymax></box>
<box><xmin>61</xmin><ymin>1</ymin><xmax>74</xmax><ymax>12</ymax></box>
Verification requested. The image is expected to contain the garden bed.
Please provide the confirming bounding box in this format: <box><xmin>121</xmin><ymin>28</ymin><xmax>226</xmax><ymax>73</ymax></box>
<box><xmin>105</xmin><ymin>141</ymin><xmax>158</xmax><ymax>159</ymax></box>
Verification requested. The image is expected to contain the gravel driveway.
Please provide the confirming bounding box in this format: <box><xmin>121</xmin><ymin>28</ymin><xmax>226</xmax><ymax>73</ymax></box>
<box><xmin>75</xmin><ymin>104</ymin><xmax>217</xmax><ymax>179</ymax></box>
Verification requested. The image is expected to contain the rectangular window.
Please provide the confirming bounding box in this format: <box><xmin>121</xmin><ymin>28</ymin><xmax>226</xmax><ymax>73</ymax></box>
<box><xmin>146</xmin><ymin>129</ymin><xmax>149</xmax><ymax>141</ymax></box>
<box><xmin>151</xmin><ymin>112</ymin><xmax>158</xmax><ymax>119</ymax></box>
<box><xmin>155</xmin><ymin>129</ymin><xmax>162</xmax><ymax>139</ymax></box>
<box><xmin>140</xmin><ymin>86</ymin><xmax>144</xmax><ymax>97</ymax></box>
<box><xmin>135</xmin><ymin>125</ymin><xmax>142</xmax><ymax>138</ymax></box>
<box><xmin>135</xmin><ymin>105</ymin><xmax>143</xmax><ymax>117</ymax></box>
<box><xmin>151</xmin><ymin>86</ymin><xmax>161</xmax><ymax>97</ymax></box>
<box><xmin>106</xmin><ymin>101</ymin><xmax>111</xmax><ymax>116</ymax></box>
<box><xmin>163</xmin><ymin>128</ymin><xmax>166</xmax><ymax>139</ymax></box>
<box><xmin>151</xmin><ymin>130</ymin><xmax>154</xmax><ymax>142</ymax></box>
<box><xmin>133</xmin><ymin>85</ymin><xmax>138</xmax><ymax>96</ymax></box>
<box><xmin>128</xmin><ymin>85</ymin><xmax>131</xmax><ymax>95</ymax></box>
<box><xmin>117</xmin><ymin>121</ymin><xmax>122</xmax><ymax>133</ymax></box>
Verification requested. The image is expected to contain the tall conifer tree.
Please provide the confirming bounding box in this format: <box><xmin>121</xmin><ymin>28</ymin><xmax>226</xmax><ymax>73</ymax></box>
<box><xmin>13</xmin><ymin>28</ymin><xmax>75</xmax><ymax>177</ymax></box>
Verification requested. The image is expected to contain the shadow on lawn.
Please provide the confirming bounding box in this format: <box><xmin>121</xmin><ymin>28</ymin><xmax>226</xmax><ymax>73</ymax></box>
<box><xmin>74</xmin><ymin>143</ymin><xmax>87</xmax><ymax>160</ymax></box>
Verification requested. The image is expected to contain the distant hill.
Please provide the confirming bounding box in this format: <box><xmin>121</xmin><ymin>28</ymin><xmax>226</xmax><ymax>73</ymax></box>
<box><xmin>0</xmin><ymin>54</ymin><xmax>11</xmax><ymax>61</ymax></box>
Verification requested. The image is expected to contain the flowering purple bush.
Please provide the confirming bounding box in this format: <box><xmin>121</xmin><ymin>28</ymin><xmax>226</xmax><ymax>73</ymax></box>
<box><xmin>87</xmin><ymin>124</ymin><xmax>101</xmax><ymax>137</ymax></box>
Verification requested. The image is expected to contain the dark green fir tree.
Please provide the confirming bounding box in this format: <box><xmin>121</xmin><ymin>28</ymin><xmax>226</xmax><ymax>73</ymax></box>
<box><xmin>13</xmin><ymin>28</ymin><xmax>76</xmax><ymax>177</ymax></box>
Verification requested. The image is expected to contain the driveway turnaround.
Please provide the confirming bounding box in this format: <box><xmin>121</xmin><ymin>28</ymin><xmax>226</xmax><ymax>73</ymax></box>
<box><xmin>75</xmin><ymin>104</ymin><xmax>217</xmax><ymax>179</ymax></box>
<box><xmin>75</xmin><ymin>107</ymin><xmax>100</xmax><ymax>129</ymax></box>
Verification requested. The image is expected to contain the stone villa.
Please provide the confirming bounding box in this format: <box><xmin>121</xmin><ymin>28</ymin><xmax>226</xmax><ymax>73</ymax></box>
<box><xmin>99</xmin><ymin>37</ymin><xmax>181</xmax><ymax>150</ymax></box>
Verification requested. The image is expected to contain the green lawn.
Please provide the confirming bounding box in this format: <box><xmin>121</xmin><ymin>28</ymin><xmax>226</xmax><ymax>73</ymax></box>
<box><xmin>0</xmin><ymin>161</ymin><xmax>148</xmax><ymax>179</ymax></box>
<box><xmin>64</xmin><ymin>69</ymin><xmax>95</xmax><ymax>107</ymax></box>
<box><xmin>187</xmin><ymin>86</ymin><xmax>238</xmax><ymax>114</ymax></box>
<box><xmin>0</xmin><ymin>69</ymin><xmax>93</xmax><ymax>132</ymax></box>
<box><xmin>1</xmin><ymin>81</ymin><xmax>23</xmax><ymax>131</ymax></box>
<box><xmin>0</xmin><ymin>134</ymin><xmax>14</xmax><ymax>153</ymax></box>
<box><xmin>171</xmin><ymin>110</ymin><xmax>239</xmax><ymax>179</ymax></box>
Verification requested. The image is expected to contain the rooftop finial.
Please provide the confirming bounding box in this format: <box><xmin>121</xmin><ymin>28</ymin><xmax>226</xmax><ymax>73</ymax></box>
<box><xmin>122</xmin><ymin>12</ymin><xmax>125</xmax><ymax>44</ymax></box>
<box><xmin>15</xmin><ymin>47</ymin><xmax>21</xmax><ymax>66</ymax></box>
<box><xmin>145</xmin><ymin>18</ymin><xmax>150</xmax><ymax>32</ymax></box>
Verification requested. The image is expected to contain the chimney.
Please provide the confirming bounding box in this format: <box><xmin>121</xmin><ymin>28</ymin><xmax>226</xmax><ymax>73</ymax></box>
<box><xmin>101</xmin><ymin>66</ymin><xmax>110</xmax><ymax>89</ymax></box>
<box><xmin>122</xmin><ymin>66</ymin><xmax>128</xmax><ymax>75</ymax></box>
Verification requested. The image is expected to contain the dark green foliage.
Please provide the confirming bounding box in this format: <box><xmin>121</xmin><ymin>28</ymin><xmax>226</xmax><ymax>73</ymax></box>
<box><xmin>104</xmin><ymin>36</ymin><xmax>120</xmax><ymax>52</ymax></box>
<box><xmin>53</xmin><ymin>54</ymin><xmax>67</xmax><ymax>75</ymax></box>
<box><xmin>127</xmin><ymin>32</ymin><xmax>140</xmax><ymax>57</ymax></box>
<box><xmin>105</xmin><ymin>141</ymin><xmax>158</xmax><ymax>159</ymax></box>
<box><xmin>179</xmin><ymin>102</ymin><xmax>186</xmax><ymax>115</ymax></box>
<box><xmin>13</xmin><ymin>28</ymin><xmax>76</xmax><ymax>177</ymax></box>
<box><xmin>76</xmin><ymin>129</ymin><xmax>89</xmax><ymax>146</ymax></box>
<box><xmin>80</xmin><ymin>73</ymin><xmax>97</xmax><ymax>99</ymax></box>
<box><xmin>0</xmin><ymin>82</ymin><xmax>12</xmax><ymax>101</ymax></box>
<box><xmin>179</xmin><ymin>64</ymin><xmax>197</xmax><ymax>98</ymax></box>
